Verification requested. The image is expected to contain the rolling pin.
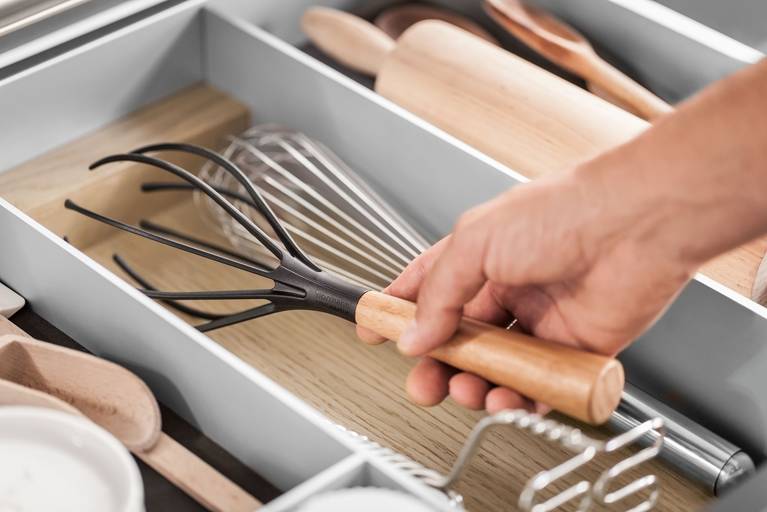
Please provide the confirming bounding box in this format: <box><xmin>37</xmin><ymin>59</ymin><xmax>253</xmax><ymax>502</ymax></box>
<box><xmin>302</xmin><ymin>8</ymin><xmax>648</xmax><ymax>179</ymax></box>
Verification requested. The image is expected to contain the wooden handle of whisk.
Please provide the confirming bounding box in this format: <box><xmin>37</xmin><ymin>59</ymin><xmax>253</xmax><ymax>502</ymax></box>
<box><xmin>355</xmin><ymin>291</ymin><xmax>623</xmax><ymax>424</ymax></box>
<box><xmin>302</xmin><ymin>7</ymin><xmax>395</xmax><ymax>76</ymax></box>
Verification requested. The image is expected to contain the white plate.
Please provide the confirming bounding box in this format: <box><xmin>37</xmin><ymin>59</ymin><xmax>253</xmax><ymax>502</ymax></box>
<box><xmin>0</xmin><ymin>406</ymin><xmax>144</xmax><ymax>512</ymax></box>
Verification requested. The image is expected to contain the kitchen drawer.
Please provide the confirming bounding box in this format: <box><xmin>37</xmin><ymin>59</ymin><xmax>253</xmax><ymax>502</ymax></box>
<box><xmin>0</xmin><ymin>1</ymin><xmax>765</xmax><ymax>510</ymax></box>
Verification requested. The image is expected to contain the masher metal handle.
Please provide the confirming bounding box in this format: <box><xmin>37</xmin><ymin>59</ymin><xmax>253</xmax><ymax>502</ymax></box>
<box><xmin>356</xmin><ymin>291</ymin><xmax>624</xmax><ymax>425</ymax></box>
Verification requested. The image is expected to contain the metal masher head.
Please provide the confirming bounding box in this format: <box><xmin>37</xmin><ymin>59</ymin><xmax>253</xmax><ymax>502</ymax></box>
<box><xmin>342</xmin><ymin>409</ymin><xmax>665</xmax><ymax>512</ymax></box>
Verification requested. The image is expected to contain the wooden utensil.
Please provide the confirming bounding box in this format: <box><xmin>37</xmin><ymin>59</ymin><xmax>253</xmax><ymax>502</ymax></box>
<box><xmin>483</xmin><ymin>0</ymin><xmax>672</xmax><ymax>120</ymax></box>
<box><xmin>375</xmin><ymin>3</ymin><xmax>499</xmax><ymax>45</ymax></box>
<box><xmin>372</xmin><ymin>2</ymin><xmax>643</xmax><ymax>117</ymax></box>
<box><xmin>303</xmin><ymin>8</ymin><xmax>648</xmax><ymax>179</ymax></box>
<box><xmin>751</xmin><ymin>253</ymin><xmax>767</xmax><ymax>305</ymax></box>
<box><xmin>0</xmin><ymin>377</ymin><xmax>81</xmax><ymax>414</ymax></box>
<box><xmin>0</xmin><ymin>334</ymin><xmax>261</xmax><ymax>512</ymax></box>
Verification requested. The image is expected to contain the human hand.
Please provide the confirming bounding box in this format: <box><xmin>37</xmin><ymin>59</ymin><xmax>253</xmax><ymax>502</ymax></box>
<box><xmin>358</xmin><ymin>170</ymin><xmax>695</xmax><ymax>413</ymax></box>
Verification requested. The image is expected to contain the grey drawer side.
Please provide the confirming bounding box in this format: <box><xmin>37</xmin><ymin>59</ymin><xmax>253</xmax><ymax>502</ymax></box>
<box><xmin>0</xmin><ymin>199</ymin><xmax>355</xmax><ymax>490</ymax></box>
<box><xmin>0</xmin><ymin>0</ymin><xmax>203</xmax><ymax>173</ymax></box>
<box><xmin>625</xmin><ymin>276</ymin><xmax>767</xmax><ymax>457</ymax></box>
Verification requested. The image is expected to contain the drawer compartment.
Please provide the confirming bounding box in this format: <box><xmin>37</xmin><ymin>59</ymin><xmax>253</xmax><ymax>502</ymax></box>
<box><xmin>0</xmin><ymin>1</ymin><xmax>765</xmax><ymax>510</ymax></box>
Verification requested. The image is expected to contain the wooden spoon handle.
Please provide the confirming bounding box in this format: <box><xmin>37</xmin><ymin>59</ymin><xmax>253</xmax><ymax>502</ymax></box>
<box><xmin>0</xmin><ymin>378</ymin><xmax>82</xmax><ymax>415</ymax></box>
<box><xmin>587</xmin><ymin>82</ymin><xmax>644</xmax><ymax>118</ymax></box>
<box><xmin>137</xmin><ymin>432</ymin><xmax>261</xmax><ymax>512</ymax></box>
<box><xmin>0</xmin><ymin>315</ymin><xmax>27</xmax><ymax>337</ymax></box>
<box><xmin>355</xmin><ymin>291</ymin><xmax>623</xmax><ymax>424</ymax></box>
<box><xmin>302</xmin><ymin>7</ymin><xmax>395</xmax><ymax>76</ymax></box>
<box><xmin>585</xmin><ymin>57</ymin><xmax>672</xmax><ymax>121</ymax></box>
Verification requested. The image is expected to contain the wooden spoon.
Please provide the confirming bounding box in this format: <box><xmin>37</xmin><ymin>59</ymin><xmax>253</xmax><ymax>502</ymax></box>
<box><xmin>373</xmin><ymin>2</ymin><xmax>631</xmax><ymax>113</ymax></box>
<box><xmin>375</xmin><ymin>3</ymin><xmax>499</xmax><ymax>45</ymax></box>
<box><xmin>483</xmin><ymin>0</ymin><xmax>672</xmax><ymax>120</ymax></box>
<box><xmin>0</xmin><ymin>334</ymin><xmax>261</xmax><ymax>512</ymax></box>
<box><xmin>0</xmin><ymin>377</ymin><xmax>81</xmax><ymax>414</ymax></box>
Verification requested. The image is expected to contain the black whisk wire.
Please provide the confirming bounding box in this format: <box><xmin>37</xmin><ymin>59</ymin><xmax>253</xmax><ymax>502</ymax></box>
<box><xmin>90</xmin><ymin>153</ymin><xmax>285</xmax><ymax>260</ymax></box>
<box><xmin>113</xmin><ymin>254</ymin><xmax>295</xmax><ymax>331</ymax></box>
<box><xmin>112</xmin><ymin>254</ymin><xmax>226</xmax><ymax>321</ymax></box>
<box><xmin>139</xmin><ymin>219</ymin><xmax>270</xmax><ymax>268</ymax></box>
<box><xmin>64</xmin><ymin>199</ymin><xmax>273</xmax><ymax>278</ymax></box>
<box><xmin>66</xmin><ymin>144</ymin><xmax>368</xmax><ymax>333</ymax></box>
<box><xmin>132</xmin><ymin>142</ymin><xmax>320</xmax><ymax>271</ymax></box>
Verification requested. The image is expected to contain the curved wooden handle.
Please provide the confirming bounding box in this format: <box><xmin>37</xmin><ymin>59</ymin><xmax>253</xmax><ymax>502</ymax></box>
<box><xmin>585</xmin><ymin>57</ymin><xmax>672</xmax><ymax>121</ymax></box>
<box><xmin>302</xmin><ymin>7</ymin><xmax>396</xmax><ymax>77</ymax></box>
<box><xmin>0</xmin><ymin>378</ymin><xmax>82</xmax><ymax>415</ymax></box>
<box><xmin>483</xmin><ymin>0</ymin><xmax>670</xmax><ymax>121</ymax></box>
<box><xmin>137</xmin><ymin>433</ymin><xmax>261</xmax><ymax>512</ymax></box>
<box><xmin>355</xmin><ymin>291</ymin><xmax>623</xmax><ymax>424</ymax></box>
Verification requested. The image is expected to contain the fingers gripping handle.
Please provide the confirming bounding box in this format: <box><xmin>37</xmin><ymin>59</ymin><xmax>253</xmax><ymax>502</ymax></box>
<box><xmin>302</xmin><ymin>7</ymin><xmax>395</xmax><ymax>76</ymax></box>
<box><xmin>355</xmin><ymin>291</ymin><xmax>624</xmax><ymax>424</ymax></box>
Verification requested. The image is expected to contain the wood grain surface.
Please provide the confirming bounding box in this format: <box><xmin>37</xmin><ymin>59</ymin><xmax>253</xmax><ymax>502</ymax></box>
<box><xmin>377</xmin><ymin>20</ymin><xmax>650</xmax><ymax>179</ymax></box>
<box><xmin>0</xmin><ymin>84</ymin><xmax>250</xmax><ymax>248</ymax></box>
<box><xmin>0</xmin><ymin>85</ymin><xmax>712</xmax><ymax>510</ymax></box>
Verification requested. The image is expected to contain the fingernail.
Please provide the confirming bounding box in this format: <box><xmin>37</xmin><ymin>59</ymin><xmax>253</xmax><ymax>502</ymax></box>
<box><xmin>397</xmin><ymin>320</ymin><xmax>419</xmax><ymax>355</ymax></box>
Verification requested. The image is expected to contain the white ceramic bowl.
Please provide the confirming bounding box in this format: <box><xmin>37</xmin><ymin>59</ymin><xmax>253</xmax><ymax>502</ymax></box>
<box><xmin>0</xmin><ymin>406</ymin><xmax>144</xmax><ymax>512</ymax></box>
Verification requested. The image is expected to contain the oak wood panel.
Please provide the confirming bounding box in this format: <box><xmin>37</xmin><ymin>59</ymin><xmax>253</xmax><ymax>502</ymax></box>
<box><xmin>0</xmin><ymin>84</ymin><xmax>251</xmax><ymax>248</ymax></box>
<box><xmin>483</xmin><ymin>0</ymin><xmax>671</xmax><ymax>121</ymax></box>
